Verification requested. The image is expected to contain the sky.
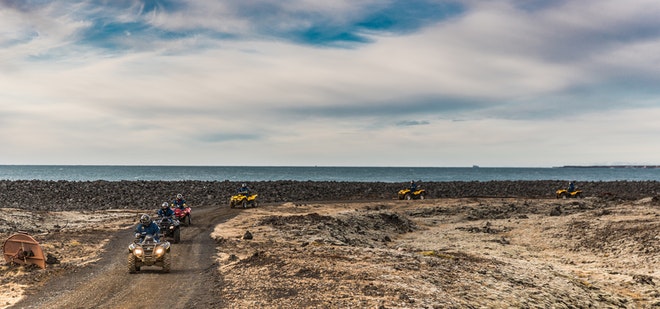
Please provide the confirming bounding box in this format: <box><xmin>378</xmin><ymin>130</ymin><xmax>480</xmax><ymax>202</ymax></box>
<box><xmin>1</xmin><ymin>0</ymin><xmax>660</xmax><ymax>167</ymax></box>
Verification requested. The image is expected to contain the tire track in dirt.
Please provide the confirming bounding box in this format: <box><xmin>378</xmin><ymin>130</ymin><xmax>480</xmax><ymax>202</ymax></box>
<box><xmin>10</xmin><ymin>206</ymin><xmax>236</xmax><ymax>309</ymax></box>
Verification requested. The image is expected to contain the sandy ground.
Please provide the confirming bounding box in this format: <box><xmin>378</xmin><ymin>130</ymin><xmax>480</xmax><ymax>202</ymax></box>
<box><xmin>3</xmin><ymin>197</ymin><xmax>660</xmax><ymax>308</ymax></box>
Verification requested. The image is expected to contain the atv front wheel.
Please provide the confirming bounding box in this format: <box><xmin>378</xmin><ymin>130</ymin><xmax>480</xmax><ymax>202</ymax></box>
<box><xmin>185</xmin><ymin>214</ymin><xmax>192</xmax><ymax>226</ymax></box>
<box><xmin>405</xmin><ymin>193</ymin><xmax>412</xmax><ymax>200</ymax></box>
<box><xmin>242</xmin><ymin>200</ymin><xmax>247</xmax><ymax>208</ymax></box>
<box><xmin>162</xmin><ymin>253</ymin><xmax>171</xmax><ymax>273</ymax></box>
<box><xmin>128</xmin><ymin>253</ymin><xmax>137</xmax><ymax>273</ymax></box>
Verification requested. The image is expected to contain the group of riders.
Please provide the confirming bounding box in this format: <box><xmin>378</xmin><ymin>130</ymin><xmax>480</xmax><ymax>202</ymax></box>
<box><xmin>135</xmin><ymin>193</ymin><xmax>188</xmax><ymax>242</ymax></box>
<box><xmin>135</xmin><ymin>184</ymin><xmax>253</xmax><ymax>242</ymax></box>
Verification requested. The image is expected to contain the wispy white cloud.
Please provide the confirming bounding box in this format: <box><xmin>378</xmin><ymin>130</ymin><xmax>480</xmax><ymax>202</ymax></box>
<box><xmin>1</xmin><ymin>0</ymin><xmax>660</xmax><ymax>166</ymax></box>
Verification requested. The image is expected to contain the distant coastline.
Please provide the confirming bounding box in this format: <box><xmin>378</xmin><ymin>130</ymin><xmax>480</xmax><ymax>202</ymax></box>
<box><xmin>559</xmin><ymin>165</ymin><xmax>660</xmax><ymax>168</ymax></box>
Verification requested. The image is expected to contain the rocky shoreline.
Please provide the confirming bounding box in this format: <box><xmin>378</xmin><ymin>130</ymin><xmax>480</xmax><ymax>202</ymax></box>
<box><xmin>2</xmin><ymin>180</ymin><xmax>660</xmax><ymax>211</ymax></box>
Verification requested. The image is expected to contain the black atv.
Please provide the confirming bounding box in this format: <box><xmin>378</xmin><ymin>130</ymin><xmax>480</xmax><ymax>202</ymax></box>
<box><xmin>156</xmin><ymin>216</ymin><xmax>181</xmax><ymax>244</ymax></box>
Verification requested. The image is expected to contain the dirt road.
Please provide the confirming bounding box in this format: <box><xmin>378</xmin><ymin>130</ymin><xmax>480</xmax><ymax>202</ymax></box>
<box><xmin>10</xmin><ymin>206</ymin><xmax>236</xmax><ymax>309</ymax></box>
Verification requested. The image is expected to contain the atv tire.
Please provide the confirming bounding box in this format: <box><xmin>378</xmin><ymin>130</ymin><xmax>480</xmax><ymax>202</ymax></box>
<box><xmin>173</xmin><ymin>228</ymin><xmax>181</xmax><ymax>244</ymax></box>
<box><xmin>128</xmin><ymin>253</ymin><xmax>137</xmax><ymax>274</ymax></box>
<box><xmin>419</xmin><ymin>194</ymin><xmax>425</xmax><ymax>200</ymax></box>
<box><xmin>405</xmin><ymin>193</ymin><xmax>412</xmax><ymax>200</ymax></box>
<box><xmin>242</xmin><ymin>200</ymin><xmax>247</xmax><ymax>208</ymax></box>
<box><xmin>162</xmin><ymin>253</ymin><xmax>171</xmax><ymax>273</ymax></box>
<box><xmin>185</xmin><ymin>214</ymin><xmax>191</xmax><ymax>226</ymax></box>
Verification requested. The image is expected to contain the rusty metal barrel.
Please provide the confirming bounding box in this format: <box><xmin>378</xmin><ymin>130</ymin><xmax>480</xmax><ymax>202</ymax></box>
<box><xmin>2</xmin><ymin>232</ymin><xmax>46</xmax><ymax>269</ymax></box>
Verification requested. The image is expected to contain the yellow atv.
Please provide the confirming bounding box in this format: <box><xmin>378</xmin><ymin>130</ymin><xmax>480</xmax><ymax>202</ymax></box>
<box><xmin>229</xmin><ymin>193</ymin><xmax>259</xmax><ymax>208</ymax></box>
<box><xmin>556</xmin><ymin>189</ymin><xmax>583</xmax><ymax>199</ymax></box>
<box><xmin>398</xmin><ymin>188</ymin><xmax>427</xmax><ymax>200</ymax></box>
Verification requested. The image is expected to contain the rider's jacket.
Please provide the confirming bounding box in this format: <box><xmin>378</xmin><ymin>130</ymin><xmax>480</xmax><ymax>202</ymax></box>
<box><xmin>135</xmin><ymin>222</ymin><xmax>160</xmax><ymax>241</ymax></box>
<box><xmin>172</xmin><ymin>198</ymin><xmax>186</xmax><ymax>208</ymax></box>
<box><xmin>238</xmin><ymin>187</ymin><xmax>251</xmax><ymax>195</ymax></box>
<box><xmin>158</xmin><ymin>207</ymin><xmax>174</xmax><ymax>217</ymax></box>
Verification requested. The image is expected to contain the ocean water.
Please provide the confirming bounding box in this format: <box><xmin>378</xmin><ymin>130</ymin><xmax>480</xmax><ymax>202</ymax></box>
<box><xmin>1</xmin><ymin>165</ymin><xmax>660</xmax><ymax>182</ymax></box>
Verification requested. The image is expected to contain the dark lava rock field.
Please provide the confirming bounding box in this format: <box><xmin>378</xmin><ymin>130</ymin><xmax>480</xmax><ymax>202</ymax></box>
<box><xmin>1</xmin><ymin>180</ymin><xmax>659</xmax><ymax>211</ymax></box>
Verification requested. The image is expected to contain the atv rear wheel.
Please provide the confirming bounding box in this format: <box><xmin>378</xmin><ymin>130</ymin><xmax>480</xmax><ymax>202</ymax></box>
<box><xmin>419</xmin><ymin>194</ymin><xmax>425</xmax><ymax>200</ymax></box>
<box><xmin>173</xmin><ymin>228</ymin><xmax>181</xmax><ymax>243</ymax></box>
<box><xmin>242</xmin><ymin>200</ymin><xmax>247</xmax><ymax>208</ymax></box>
<box><xmin>405</xmin><ymin>193</ymin><xmax>412</xmax><ymax>200</ymax></box>
<box><xmin>128</xmin><ymin>253</ymin><xmax>137</xmax><ymax>273</ymax></box>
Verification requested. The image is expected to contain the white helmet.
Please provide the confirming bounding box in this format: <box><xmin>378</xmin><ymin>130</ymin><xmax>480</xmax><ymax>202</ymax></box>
<box><xmin>176</xmin><ymin>193</ymin><xmax>183</xmax><ymax>200</ymax></box>
<box><xmin>140</xmin><ymin>214</ymin><xmax>151</xmax><ymax>225</ymax></box>
<box><xmin>161</xmin><ymin>202</ymin><xmax>169</xmax><ymax>209</ymax></box>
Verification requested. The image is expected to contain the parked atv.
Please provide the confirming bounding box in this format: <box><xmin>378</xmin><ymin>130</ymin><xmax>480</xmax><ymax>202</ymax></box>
<box><xmin>229</xmin><ymin>193</ymin><xmax>259</xmax><ymax>208</ymax></box>
<box><xmin>128</xmin><ymin>234</ymin><xmax>171</xmax><ymax>273</ymax></box>
<box><xmin>398</xmin><ymin>188</ymin><xmax>427</xmax><ymax>200</ymax></box>
<box><xmin>556</xmin><ymin>189</ymin><xmax>583</xmax><ymax>199</ymax></box>
<box><xmin>174</xmin><ymin>206</ymin><xmax>192</xmax><ymax>226</ymax></box>
<box><xmin>156</xmin><ymin>217</ymin><xmax>181</xmax><ymax>244</ymax></box>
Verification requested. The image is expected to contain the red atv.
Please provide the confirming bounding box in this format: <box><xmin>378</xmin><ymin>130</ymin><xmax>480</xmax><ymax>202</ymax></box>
<box><xmin>174</xmin><ymin>206</ymin><xmax>192</xmax><ymax>226</ymax></box>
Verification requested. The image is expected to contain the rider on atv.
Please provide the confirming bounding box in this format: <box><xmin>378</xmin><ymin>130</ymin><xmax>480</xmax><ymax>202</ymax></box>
<box><xmin>238</xmin><ymin>183</ymin><xmax>252</xmax><ymax>196</ymax></box>
<box><xmin>568</xmin><ymin>181</ymin><xmax>576</xmax><ymax>193</ymax></box>
<box><xmin>157</xmin><ymin>202</ymin><xmax>174</xmax><ymax>218</ymax></box>
<box><xmin>172</xmin><ymin>194</ymin><xmax>187</xmax><ymax>210</ymax></box>
<box><xmin>409</xmin><ymin>180</ymin><xmax>418</xmax><ymax>191</ymax></box>
<box><xmin>135</xmin><ymin>214</ymin><xmax>160</xmax><ymax>242</ymax></box>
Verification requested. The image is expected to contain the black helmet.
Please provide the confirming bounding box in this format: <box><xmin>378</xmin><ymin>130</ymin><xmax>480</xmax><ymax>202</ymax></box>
<box><xmin>140</xmin><ymin>214</ymin><xmax>151</xmax><ymax>225</ymax></box>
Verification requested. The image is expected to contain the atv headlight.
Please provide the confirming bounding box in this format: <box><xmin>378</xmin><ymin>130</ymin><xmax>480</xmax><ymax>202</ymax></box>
<box><xmin>154</xmin><ymin>246</ymin><xmax>165</xmax><ymax>258</ymax></box>
<box><xmin>133</xmin><ymin>247</ymin><xmax>144</xmax><ymax>257</ymax></box>
<box><xmin>169</xmin><ymin>226</ymin><xmax>175</xmax><ymax>230</ymax></box>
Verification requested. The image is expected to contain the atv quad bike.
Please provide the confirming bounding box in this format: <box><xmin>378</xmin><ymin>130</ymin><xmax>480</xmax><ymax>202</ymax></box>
<box><xmin>156</xmin><ymin>217</ymin><xmax>181</xmax><ymax>244</ymax></box>
<box><xmin>398</xmin><ymin>188</ymin><xmax>427</xmax><ymax>200</ymax></box>
<box><xmin>174</xmin><ymin>206</ymin><xmax>192</xmax><ymax>226</ymax></box>
<box><xmin>229</xmin><ymin>193</ymin><xmax>259</xmax><ymax>208</ymax></box>
<box><xmin>556</xmin><ymin>189</ymin><xmax>583</xmax><ymax>199</ymax></box>
<box><xmin>128</xmin><ymin>234</ymin><xmax>171</xmax><ymax>273</ymax></box>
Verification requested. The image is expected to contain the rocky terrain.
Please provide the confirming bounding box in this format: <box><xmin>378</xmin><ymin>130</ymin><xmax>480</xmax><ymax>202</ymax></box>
<box><xmin>210</xmin><ymin>197</ymin><xmax>660</xmax><ymax>308</ymax></box>
<box><xmin>1</xmin><ymin>180</ymin><xmax>660</xmax><ymax>308</ymax></box>
<box><xmin>1</xmin><ymin>180</ymin><xmax>659</xmax><ymax>211</ymax></box>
